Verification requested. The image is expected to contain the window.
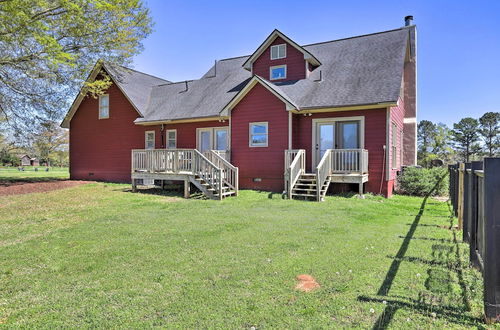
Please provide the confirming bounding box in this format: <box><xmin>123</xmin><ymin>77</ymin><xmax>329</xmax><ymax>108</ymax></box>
<box><xmin>166</xmin><ymin>129</ymin><xmax>176</xmax><ymax>149</ymax></box>
<box><xmin>99</xmin><ymin>94</ymin><xmax>109</xmax><ymax>119</ymax></box>
<box><xmin>270</xmin><ymin>44</ymin><xmax>286</xmax><ymax>60</ymax></box>
<box><xmin>249</xmin><ymin>122</ymin><xmax>268</xmax><ymax>147</ymax></box>
<box><xmin>392</xmin><ymin>122</ymin><xmax>398</xmax><ymax>169</ymax></box>
<box><xmin>145</xmin><ymin>131</ymin><xmax>155</xmax><ymax>149</ymax></box>
<box><xmin>270</xmin><ymin>65</ymin><xmax>286</xmax><ymax>80</ymax></box>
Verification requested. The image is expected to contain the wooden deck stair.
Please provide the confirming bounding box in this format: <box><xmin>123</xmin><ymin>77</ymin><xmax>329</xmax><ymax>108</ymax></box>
<box><xmin>291</xmin><ymin>173</ymin><xmax>330</xmax><ymax>201</ymax></box>
<box><xmin>131</xmin><ymin>149</ymin><xmax>238</xmax><ymax>200</ymax></box>
<box><xmin>189</xmin><ymin>174</ymin><xmax>236</xmax><ymax>199</ymax></box>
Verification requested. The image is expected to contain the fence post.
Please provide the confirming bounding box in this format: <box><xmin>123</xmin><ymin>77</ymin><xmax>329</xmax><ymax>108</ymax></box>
<box><xmin>483</xmin><ymin>158</ymin><xmax>500</xmax><ymax>323</ymax></box>
<box><xmin>462</xmin><ymin>162</ymin><xmax>471</xmax><ymax>242</ymax></box>
<box><xmin>458</xmin><ymin>163</ymin><xmax>465</xmax><ymax>229</ymax></box>
<box><xmin>469</xmin><ymin>161</ymin><xmax>483</xmax><ymax>268</ymax></box>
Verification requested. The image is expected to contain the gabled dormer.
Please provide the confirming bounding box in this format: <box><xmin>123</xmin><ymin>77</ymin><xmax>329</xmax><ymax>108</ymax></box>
<box><xmin>242</xmin><ymin>29</ymin><xmax>321</xmax><ymax>82</ymax></box>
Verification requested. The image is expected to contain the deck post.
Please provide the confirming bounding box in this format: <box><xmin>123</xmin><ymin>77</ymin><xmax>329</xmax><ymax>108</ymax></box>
<box><xmin>184</xmin><ymin>179</ymin><xmax>190</xmax><ymax>198</ymax></box>
<box><xmin>132</xmin><ymin>178</ymin><xmax>137</xmax><ymax>192</ymax></box>
<box><xmin>483</xmin><ymin>158</ymin><xmax>500</xmax><ymax>323</ymax></box>
<box><xmin>358</xmin><ymin>182</ymin><xmax>363</xmax><ymax>196</ymax></box>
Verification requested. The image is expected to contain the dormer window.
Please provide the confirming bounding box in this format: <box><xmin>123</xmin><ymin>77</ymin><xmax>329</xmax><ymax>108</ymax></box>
<box><xmin>270</xmin><ymin>65</ymin><xmax>287</xmax><ymax>80</ymax></box>
<box><xmin>270</xmin><ymin>44</ymin><xmax>286</xmax><ymax>60</ymax></box>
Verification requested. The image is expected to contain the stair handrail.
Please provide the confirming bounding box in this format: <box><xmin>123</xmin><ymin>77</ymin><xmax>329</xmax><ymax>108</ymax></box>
<box><xmin>316</xmin><ymin>149</ymin><xmax>333</xmax><ymax>201</ymax></box>
<box><xmin>193</xmin><ymin>149</ymin><xmax>222</xmax><ymax>196</ymax></box>
<box><xmin>286</xmin><ymin>149</ymin><xmax>305</xmax><ymax>199</ymax></box>
<box><xmin>210</xmin><ymin>150</ymin><xmax>239</xmax><ymax>195</ymax></box>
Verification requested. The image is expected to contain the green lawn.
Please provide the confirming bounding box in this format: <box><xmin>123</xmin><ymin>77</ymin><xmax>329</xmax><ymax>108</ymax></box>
<box><xmin>0</xmin><ymin>182</ymin><xmax>487</xmax><ymax>328</ymax></box>
<box><xmin>0</xmin><ymin>166</ymin><xmax>69</xmax><ymax>182</ymax></box>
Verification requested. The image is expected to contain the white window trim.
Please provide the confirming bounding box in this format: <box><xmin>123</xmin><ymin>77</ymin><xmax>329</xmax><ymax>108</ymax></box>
<box><xmin>98</xmin><ymin>94</ymin><xmax>109</xmax><ymax>119</ymax></box>
<box><xmin>165</xmin><ymin>129</ymin><xmax>177</xmax><ymax>149</ymax></box>
<box><xmin>311</xmin><ymin>116</ymin><xmax>365</xmax><ymax>169</ymax></box>
<box><xmin>270</xmin><ymin>65</ymin><xmax>287</xmax><ymax>80</ymax></box>
<box><xmin>145</xmin><ymin>130</ymin><xmax>155</xmax><ymax>149</ymax></box>
<box><xmin>270</xmin><ymin>44</ymin><xmax>286</xmax><ymax>60</ymax></box>
<box><xmin>249</xmin><ymin>122</ymin><xmax>269</xmax><ymax>147</ymax></box>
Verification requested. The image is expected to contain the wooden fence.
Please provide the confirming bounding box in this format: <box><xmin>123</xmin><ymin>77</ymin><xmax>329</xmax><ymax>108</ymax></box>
<box><xmin>449</xmin><ymin>157</ymin><xmax>500</xmax><ymax>323</ymax></box>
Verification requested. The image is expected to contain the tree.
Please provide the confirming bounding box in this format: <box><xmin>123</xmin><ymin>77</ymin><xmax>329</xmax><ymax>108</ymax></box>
<box><xmin>417</xmin><ymin>120</ymin><xmax>436</xmax><ymax>167</ymax></box>
<box><xmin>0</xmin><ymin>0</ymin><xmax>153</xmax><ymax>131</ymax></box>
<box><xmin>33</xmin><ymin>120</ymin><xmax>68</xmax><ymax>166</ymax></box>
<box><xmin>479</xmin><ymin>112</ymin><xmax>500</xmax><ymax>156</ymax></box>
<box><xmin>451</xmin><ymin>117</ymin><xmax>480</xmax><ymax>162</ymax></box>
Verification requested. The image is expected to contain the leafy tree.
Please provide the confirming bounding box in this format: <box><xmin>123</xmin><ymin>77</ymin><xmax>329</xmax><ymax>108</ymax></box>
<box><xmin>479</xmin><ymin>112</ymin><xmax>500</xmax><ymax>156</ymax></box>
<box><xmin>0</xmin><ymin>0</ymin><xmax>153</xmax><ymax>131</ymax></box>
<box><xmin>33</xmin><ymin>120</ymin><xmax>68</xmax><ymax>166</ymax></box>
<box><xmin>417</xmin><ymin>120</ymin><xmax>436</xmax><ymax>167</ymax></box>
<box><xmin>451</xmin><ymin>117</ymin><xmax>480</xmax><ymax>162</ymax></box>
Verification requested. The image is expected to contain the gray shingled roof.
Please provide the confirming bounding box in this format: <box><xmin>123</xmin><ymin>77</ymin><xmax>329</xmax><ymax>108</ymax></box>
<box><xmin>112</xmin><ymin>27</ymin><xmax>411</xmax><ymax>123</ymax></box>
<box><xmin>103</xmin><ymin>63</ymin><xmax>170</xmax><ymax>116</ymax></box>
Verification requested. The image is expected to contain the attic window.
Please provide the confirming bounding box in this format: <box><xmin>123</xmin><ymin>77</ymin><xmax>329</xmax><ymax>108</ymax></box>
<box><xmin>270</xmin><ymin>44</ymin><xmax>286</xmax><ymax>60</ymax></box>
<box><xmin>270</xmin><ymin>65</ymin><xmax>286</xmax><ymax>80</ymax></box>
<box><xmin>99</xmin><ymin>94</ymin><xmax>109</xmax><ymax>119</ymax></box>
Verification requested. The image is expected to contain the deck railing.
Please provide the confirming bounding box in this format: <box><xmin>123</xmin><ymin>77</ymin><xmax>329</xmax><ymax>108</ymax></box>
<box><xmin>131</xmin><ymin>149</ymin><xmax>225</xmax><ymax>198</ymax></box>
<box><xmin>207</xmin><ymin>150</ymin><xmax>239</xmax><ymax>195</ymax></box>
<box><xmin>284</xmin><ymin>149</ymin><xmax>305</xmax><ymax>198</ymax></box>
<box><xmin>316</xmin><ymin>150</ymin><xmax>333</xmax><ymax>201</ymax></box>
<box><xmin>330</xmin><ymin>149</ymin><xmax>368</xmax><ymax>174</ymax></box>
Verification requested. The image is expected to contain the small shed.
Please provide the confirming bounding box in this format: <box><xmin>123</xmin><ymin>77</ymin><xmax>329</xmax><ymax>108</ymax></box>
<box><xmin>19</xmin><ymin>155</ymin><xmax>39</xmax><ymax>166</ymax></box>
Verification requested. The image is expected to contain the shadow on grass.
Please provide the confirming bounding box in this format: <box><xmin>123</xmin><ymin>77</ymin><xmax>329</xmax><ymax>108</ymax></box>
<box><xmin>357</xmin><ymin>173</ymin><xmax>480</xmax><ymax>329</ymax></box>
<box><xmin>0</xmin><ymin>177</ymin><xmax>68</xmax><ymax>186</ymax></box>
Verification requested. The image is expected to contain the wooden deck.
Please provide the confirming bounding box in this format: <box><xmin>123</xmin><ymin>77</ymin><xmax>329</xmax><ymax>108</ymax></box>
<box><xmin>131</xmin><ymin>149</ymin><xmax>238</xmax><ymax>200</ymax></box>
<box><xmin>285</xmin><ymin>149</ymin><xmax>369</xmax><ymax>201</ymax></box>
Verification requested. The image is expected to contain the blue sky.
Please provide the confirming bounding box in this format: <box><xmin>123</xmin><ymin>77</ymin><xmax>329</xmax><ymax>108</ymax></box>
<box><xmin>133</xmin><ymin>0</ymin><xmax>500</xmax><ymax>126</ymax></box>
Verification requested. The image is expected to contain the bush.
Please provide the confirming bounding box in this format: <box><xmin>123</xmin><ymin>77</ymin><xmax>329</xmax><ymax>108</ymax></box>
<box><xmin>397</xmin><ymin>167</ymin><xmax>448</xmax><ymax>197</ymax></box>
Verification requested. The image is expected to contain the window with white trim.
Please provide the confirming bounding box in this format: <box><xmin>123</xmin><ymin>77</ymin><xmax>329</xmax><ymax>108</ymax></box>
<box><xmin>249</xmin><ymin>122</ymin><xmax>268</xmax><ymax>147</ymax></box>
<box><xmin>270</xmin><ymin>44</ymin><xmax>286</xmax><ymax>60</ymax></box>
<box><xmin>99</xmin><ymin>94</ymin><xmax>109</xmax><ymax>119</ymax></box>
<box><xmin>392</xmin><ymin>122</ymin><xmax>398</xmax><ymax>169</ymax></box>
<box><xmin>270</xmin><ymin>65</ymin><xmax>286</xmax><ymax>80</ymax></box>
<box><xmin>166</xmin><ymin>129</ymin><xmax>176</xmax><ymax>149</ymax></box>
<box><xmin>145</xmin><ymin>131</ymin><xmax>155</xmax><ymax>149</ymax></box>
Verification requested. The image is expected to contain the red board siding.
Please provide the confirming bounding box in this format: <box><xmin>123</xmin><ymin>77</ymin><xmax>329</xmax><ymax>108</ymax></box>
<box><xmin>70</xmin><ymin>83</ymin><xmax>160</xmax><ymax>182</ymax></box>
<box><xmin>252</xmin><ymin>37</ymin><xmax>306</xmax><ymax>82</ymax></box>
<box><xmin>230</xmin><ymin>83</ymin><xmax>288</xmax><ymax>192</ymax></box>
<box><xmin>163</xmin><ymin>121</ymin><xmax>228</xmax><ymax>149</ymax></box>
<box><xmin>293</xmin><ymin>109</ymin><xmax>392</xmax><ymax>197</ymax></box>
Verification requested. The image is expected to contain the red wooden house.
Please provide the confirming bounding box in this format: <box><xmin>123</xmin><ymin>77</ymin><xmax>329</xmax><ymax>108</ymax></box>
<box><xmin>62</xmin><ymin>18</ymin><xmax>417</xmax><ymax>200</ymax></box>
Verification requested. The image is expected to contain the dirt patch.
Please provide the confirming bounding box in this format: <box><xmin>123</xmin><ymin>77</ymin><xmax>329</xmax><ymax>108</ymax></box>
<box><xmin>295</xmin><ymin>274</ymin><xmax>320</xmax><ymax>292</ymax></box>
<box><xmin>433</xmin><ymin>196</ymin><xmax>449</xmax><ymax>203</ymax></box>
<box><xmin>0</xmin><ymin>180</ymin><xmax>91</xmax><ymax>196</ymax></box>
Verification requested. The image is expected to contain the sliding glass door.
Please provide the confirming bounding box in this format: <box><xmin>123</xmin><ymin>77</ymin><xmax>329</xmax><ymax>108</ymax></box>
<box><xmin>314</xmin><ymin>119</ymin><xmax>361</xmax><ymax>166</ymax></box>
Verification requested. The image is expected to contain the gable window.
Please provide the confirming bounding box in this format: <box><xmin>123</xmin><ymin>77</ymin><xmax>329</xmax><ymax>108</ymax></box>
<box><xmin>270</xmin><ymin>65</ymin><xmax>286</xmax><ymax>80</ymax></box>
<box><xmin>99</xmin><ymin>94</ymin><xmax>109</xmax><ymax>119</ymax></box>
<box><xmin>392</xmin><ymin>122</ymin><xmax>398</xmax><ymax>169</ymax></box>
<box><xmin>249</xmin><ymin>122</ymin><xmax>268</xmax><ymax>147</ymax></box>
<box><xmin>145</xmin><ymin>131</ymin><xmax>155</xmax><ymax>149</ymax></box>
<box><xmin>166</xmin><ymin>129</ymin><xmax>176</xmax><ymax>149</ymax></box>
<box><xmin>270</xmin><ymin>44</ymin><xmax>286</xmax><ymax>60</ymax></box>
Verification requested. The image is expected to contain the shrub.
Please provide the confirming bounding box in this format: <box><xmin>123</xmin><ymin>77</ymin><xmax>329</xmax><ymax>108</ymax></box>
<box><xmin>397</xmin><ymin>167</ymin><xmax>448</xmax><ymax>197</ymax></box>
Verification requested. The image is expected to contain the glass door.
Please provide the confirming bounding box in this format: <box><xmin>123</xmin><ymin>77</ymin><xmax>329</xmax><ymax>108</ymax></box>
<box><xmin>315</xmin><ymin>120</ymin><xmax>361</xmax><ymax>166</ymax></box>
<box><xmin>214</xmin><ymin>128</ymin><xmax>228</xmax><ymax>151</ymax></box>
<box><xmin>316</xmin><ymin>123</ymin><xmax>335</xmax><ymax>166</ymax></box>
<box><xmin>198</xmin><ymin>129</ymin><xmax>212</xmax><ymax>153</ymax></box>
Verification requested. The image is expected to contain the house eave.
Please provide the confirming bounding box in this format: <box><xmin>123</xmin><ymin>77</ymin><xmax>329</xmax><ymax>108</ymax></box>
<box><xmin>134</xmin><ymin>115</ymin><xmax>229</xmax><ymax>126</ymax></box>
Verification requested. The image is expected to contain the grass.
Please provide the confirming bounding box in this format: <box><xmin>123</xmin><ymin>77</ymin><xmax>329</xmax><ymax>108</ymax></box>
<box><xmin>0</xmin><ymin>166</ymin><xmax>69</xmax><ymax>182</ymax></box>
<box><xmin>0</xmin><ymin>181</ymin><xmax>488</xmax><ymax>328</ymax></box>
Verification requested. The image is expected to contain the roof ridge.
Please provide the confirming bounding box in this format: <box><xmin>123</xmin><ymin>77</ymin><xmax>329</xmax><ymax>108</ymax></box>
<box><xmin>104</xmin><ymin>62</ymin><xmax>171</xmax><ymax>83</ymax></box>
<box><xmin>301</xmin><ymin>26</ymin><xmax>411</xmax><ymax>47</ymax></box>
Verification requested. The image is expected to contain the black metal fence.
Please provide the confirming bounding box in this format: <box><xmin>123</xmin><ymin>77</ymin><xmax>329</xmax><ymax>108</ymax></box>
<box><xmin>449</xmin><ymin>157</ymin><xmax>500</xmax><ymax>323</ymax></box>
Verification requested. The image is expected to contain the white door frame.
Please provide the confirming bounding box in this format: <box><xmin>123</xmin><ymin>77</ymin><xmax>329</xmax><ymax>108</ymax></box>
<box><xmin>196</xmin><ymin>127</ymin><xmax>229</xmax><ymax>152</ymax></box>
<box><xmin>311</xmin><ymin>116</ymin><xmax>365</xmax><ymax>169</ymax></box>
